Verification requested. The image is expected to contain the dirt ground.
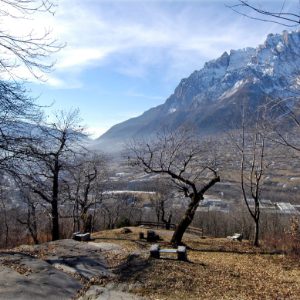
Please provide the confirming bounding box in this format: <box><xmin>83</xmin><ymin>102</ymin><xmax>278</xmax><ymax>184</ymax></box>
<box><xmin>92</xmin><ymin>227</ymin><xmax>300</xmax><ymax>300</ymax></box>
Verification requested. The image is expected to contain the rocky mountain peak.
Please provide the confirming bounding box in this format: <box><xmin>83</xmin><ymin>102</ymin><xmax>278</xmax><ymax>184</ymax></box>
<box><xmin>94</xmin><ymin>30</ymin><xmax>300</xmax><ymax>153</ymax></box>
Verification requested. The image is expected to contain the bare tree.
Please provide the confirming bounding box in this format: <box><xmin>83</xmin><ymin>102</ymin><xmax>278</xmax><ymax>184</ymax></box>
<box><xmin>126</xmin><ymin>124</ymin><xmax>220</xmax><ymax>246</ymax></box>
<box><xmin>229</xmin><ymin>104</ymin><xmax>274</xmax><ymax>246</ymax></box>
<box><xmin>0</xmin><ymin>181</ymin><xmax>10</xmax><ymax>246</ymax></box>
<box><xmin>63</xmin><ymin>150</ymin><xmax>111</xmax><ymax>233</ymax></box>
<box><xmin>0</xmin><ymin>0</ymin><xmax>64</xmax><ymax>173</ymax></box>
<box><xmin>0</xmin><ymin>0</ymin><xmax>64</xmax><ymax>119</ymax></box>
<box><xmin>16</xmin><ymin>109</ymin><xmax>88</xmax><ymax>241</ymax></box>
<box><xmin>15</xmin><ymin>187</ymin><xmax>40</xmax><ymax>244</ymax></box>
<box><xmin>149</xmin><ymin>179</ymin><xmax>175</xmax><ymax>229</ymax></box>
<box><xmin>228</xmin><ymin>1</ymin><xmax>300</xmax><ymax>27</ymax></box>
<box><xmin>0</xmin><ymin>0</ymin><xmax>64</xmax><ymax>80</ymax></box>
<box><xmin>0</xmin><ymin>82</ymin><xmax>44</xmax><ymax>173</ymax></box>
<box><xmin>267</xmin><ymin>90</ymin><xmax>300</xmax><ymax>155</ymax></box>
<box><xmin>101</xmin><ymin>193</ymin><xmax>136</xmax><ymax>229</ymax></box>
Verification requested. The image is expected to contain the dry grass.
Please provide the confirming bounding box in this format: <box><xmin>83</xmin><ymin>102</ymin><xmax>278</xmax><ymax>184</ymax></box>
<box><xmin>92</xmin><ymin>227</ymin><xmax>300</xmax><ymax>300</ymax></box>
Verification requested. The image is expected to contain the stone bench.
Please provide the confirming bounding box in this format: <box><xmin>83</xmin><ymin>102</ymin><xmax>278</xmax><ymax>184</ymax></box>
<box><xmin>73</xmin><ymin>232</ymin><xmax>91</xmax><ymax>241</ymax></box>
<box><xmin>150</xmin><ymin>244</ymin><xmax>187</xmax><ymax>261</ymax></box>
<box><xmin>227</xmin><ymin>233</ymin><xmax>243</xmax><ymax>242</ymax></box>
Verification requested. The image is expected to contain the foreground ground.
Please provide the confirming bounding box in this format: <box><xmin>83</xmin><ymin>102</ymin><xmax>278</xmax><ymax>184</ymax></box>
<box><xmin>1</xmin><ymin>227</ymin><xmax>300</xmax><ymax>299</ymax></box>
<box><xmin>92</xmin><ymin>227</ymin><xmax>300</xmax><ymax>300</ymax></box>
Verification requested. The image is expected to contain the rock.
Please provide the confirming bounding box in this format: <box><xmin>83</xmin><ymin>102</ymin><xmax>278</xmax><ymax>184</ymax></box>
<box><xmin>0</xmin><ymin>239</ymin><xmax>149</xmax><ymax>300</ymax></box>
<box><xmin>79</xmin><ymin>284</ymin><xmax>149</xmax><ymax>300</ymax></box>
<box><xmin>87</xmin><ymin>242</ymin><xmax>124</xmax><ymax>251</ymax></box>
<box><xmin>45</xmin><ymin>240</ymin><xmax>115</xmax><ymax>278</ymax></box>
<box><xmin>0</xmin><ymin>251</ymin><xmax>83</xmax><ymax>300</ymax></box>
<box><xmin>120</xmin><ymin>228</ymin><xmax>132</xmax><ymax>234</ymax></box>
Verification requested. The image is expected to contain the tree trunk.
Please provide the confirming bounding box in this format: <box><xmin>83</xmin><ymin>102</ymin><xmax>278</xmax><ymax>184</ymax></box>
<box><xmin>171</xmin><ymin>176</ymin><xmax>220</xmax><ymax>246</ymax></box>
<box><xmin>165</xmin><ymin>215</ymin><xmax>172</xmax><ymax>230</ymax></box>
<box><xmin>161</xmin><ymin>200</ymin><xmax>172</xmax><ymax>230</ymax></box>
<box><xmin>1</xmin><ymin>198</ymin><xmax>9</xmax><ymax>247</ymax></box>
<box><xmin>81</xmin><ymin>207</ymin><xmax>92</xmax><ymax>233</ymax></box>
<box><xmin>52</xmin><ymin>164</ymin><xmax>60</xmax><ymax>241</ymax></box>
<box><xmin>254</xmin><ymin>218</ymin><xmax>259</xmax><ymax>247</ymax></box>
<box><xmin>171</xmin><ymin>194</ymin><xmax>200</xmax><ymax>245</ymax></box>
<box><xmin>51</xmin><ymin>200</ymin><xmax>59</xmax><ymax>241</ymax></box>
<box><xmin>82</xmin><ymin>214</ymin><xmax>92</xmax><ymax>233</ymax></box>
<box><xmin>28</xmin><ymin>204</ymin><xmax>39</xmax><ymax>244</ymax></box>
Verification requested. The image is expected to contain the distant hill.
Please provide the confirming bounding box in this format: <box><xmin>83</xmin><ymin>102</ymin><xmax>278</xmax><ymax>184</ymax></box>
<box><xmin>93</xmin><ymin>30</ymin><xmax>300</xmax><ymax>152</ymax></box>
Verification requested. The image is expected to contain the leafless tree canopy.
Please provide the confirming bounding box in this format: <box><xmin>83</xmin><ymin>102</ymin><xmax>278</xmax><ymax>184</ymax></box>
<box><xmin>126</xmin><ymin>124</ymin><xmax>220</xmax><ymax>245</ymax></box>
<box><xmin>15</xmin><ymin>109</ymin><xmax>89</xmax><ymax>241</ymax></box>
<box><xmin>63</xmin><ymin>150</ymin><xmax>111</xmax><ymax>233</ymax></box>
<box><xmin>127</xmin><ymin>125</ymin><xmax>219</xmax><ymax>197</ymax></box>
<box><xmin>229</xmin><ymin>102</ymin><xmax>277</xmax><ymax>246</ymax></box>
<box><xmin>0</xmin><ymin>0</ymin><xmax>65</xmax><ymax>80</ymax></box>
<box><xmin>228</xmin><ymin>1</ymin><xmax>300</xmax><ymax>27</ymax></box>
<box><xmin>0</xmin><ymin>0</ymin><xmax>64</xmax><ymax>170</ymax></box>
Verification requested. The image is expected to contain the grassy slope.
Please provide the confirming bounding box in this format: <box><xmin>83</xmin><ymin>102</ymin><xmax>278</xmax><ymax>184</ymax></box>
<box><xmin>91</xmin><ymin>227</ymin><xmax>300</xmax><ymax>300</ymax></box>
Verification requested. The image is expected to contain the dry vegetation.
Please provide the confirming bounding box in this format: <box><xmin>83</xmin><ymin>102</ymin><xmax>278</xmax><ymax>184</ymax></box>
<box><xmin>87</xmin><ymin>227</ymin><xmax>300</xmax><ymax>300</ymax></box>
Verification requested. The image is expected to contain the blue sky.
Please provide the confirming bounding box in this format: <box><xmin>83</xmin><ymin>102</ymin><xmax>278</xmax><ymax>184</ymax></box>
<box><xmin>20</xmin><ymin>0</ymin><xmax>300</xmax><ymax>138</ymax></box>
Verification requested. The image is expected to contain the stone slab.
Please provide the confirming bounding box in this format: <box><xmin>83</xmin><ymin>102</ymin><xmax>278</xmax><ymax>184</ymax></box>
<box><xmin>0</xmin><ymin>240</ymin><xmax>151</xmax><ymax>300</ymax></box>
<box><xmin>87</xmin><ymin>242</ymin><xmax>124</xmax><ymax>251</ymax></box>
<box><xmin>45</xmin><ymin>240</ymin><xmax>115</xmax><ymax>278</ymax></box>
<box><xmin>17</xmin><ymin>240</ymin><xmax>123</xmax><ymax>279</ymax></box>
<box><xmin>0</xmin><ymin>251</ymin><xmax>83</xmax><ymax>300</ymax></box>
<box><xmin>49</xmin><ymin>256</ymin><xmax>113</xmax><ymax>278</ymax></box>
<box><xmin>79</xmin><ymin>285</ymin><xmax>149</xmax><ymax>300</ymax></box>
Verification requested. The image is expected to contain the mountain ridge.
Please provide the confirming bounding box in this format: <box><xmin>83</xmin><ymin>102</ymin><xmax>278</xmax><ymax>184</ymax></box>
<box><xmin>94</xmin><ymin>30</ymin><xmax>300</xmax><ymax>152</ymax></box>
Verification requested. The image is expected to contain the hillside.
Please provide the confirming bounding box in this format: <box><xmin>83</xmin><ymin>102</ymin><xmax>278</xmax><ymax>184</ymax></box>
<box><xmin>80</xmin><ymin>227</ymin><xmax>300</xmax><ymax>299</ymax></box>
<box><xmin>93</xmin><ymin>30</ymin><xmax>300</xmax><ymax>152</ymax></box>
<box><xmin>3</xmin><ymin>227</ymin><xmax>300</xmax><ymax>300</ymax></box>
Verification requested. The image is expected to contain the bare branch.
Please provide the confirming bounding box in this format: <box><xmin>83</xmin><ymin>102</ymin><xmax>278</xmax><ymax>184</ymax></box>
<box><xmin>227</xmin><ymin>1</ymin><xmax>300</xmax><ymax>27</ymax></box>
<box><xmin>125</xmin><ymin>123</ymin><xmax>220</xmax><ymax>245</ymax></box>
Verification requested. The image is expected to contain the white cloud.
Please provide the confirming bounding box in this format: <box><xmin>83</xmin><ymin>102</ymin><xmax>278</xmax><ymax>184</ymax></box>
<box><xmin>46</xmin><ymin>77</ymin><xmax>66</xmax><ymax>87</ymax></box>
<box><xmin>56</xmin><ymin>48</ymin><xmax>111</xmax><ymax>69</ymax></box>
<box><xmin>2</xmin><ymin>0</ymin><xmax>291</xmax><ymax>89</ymax></box>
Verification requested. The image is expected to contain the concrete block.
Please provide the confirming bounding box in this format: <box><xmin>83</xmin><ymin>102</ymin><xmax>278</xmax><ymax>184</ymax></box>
<box><xmin>73</xmin><ymin>233</ymin><xmax>91</xmax><ymax>241</ymax></box>
<box><xmin>73</xmin><ymin>232</ymin><xmax>81</xmax><ymax>240</ymax></box>
<box><xmin>177</xmin><ymin>246</ymin><xmax>187</xmax><ymax>261</ymax></box>
<box><xmin>150</xmin><ymin>244</ymin><xmax>160</xmax><ymax>258</ymax></box>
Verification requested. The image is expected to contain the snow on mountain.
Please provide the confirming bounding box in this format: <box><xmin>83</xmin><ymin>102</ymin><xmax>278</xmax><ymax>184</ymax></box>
<box><xmin>227</xmin><ymin>48</ymin><xmax>256</xmax><ymax>72</ymax></box>
<box><xmin>94</xmin><ymin>30</ymin><xmax>300</xmax><ymax>153</ymax></box>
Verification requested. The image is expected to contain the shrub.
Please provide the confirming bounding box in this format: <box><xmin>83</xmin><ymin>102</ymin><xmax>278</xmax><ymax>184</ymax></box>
<box><xmin>116</xmin><ymin>216</ymin><xmax>131</xmax><ymax>228</ymax></box>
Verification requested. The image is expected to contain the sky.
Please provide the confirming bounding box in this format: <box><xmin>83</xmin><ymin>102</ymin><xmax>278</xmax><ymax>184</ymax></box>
<box><xmin>10</xmin><ymin>0</ymin><xmax>300</xmax><ymax>138</ymax></box>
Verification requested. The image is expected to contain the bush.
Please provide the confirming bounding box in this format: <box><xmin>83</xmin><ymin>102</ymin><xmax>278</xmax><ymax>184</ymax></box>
<box><xmin>116</xmin><ymin>216</ymin><xmax>131</xmax><ymax>228</ymax></box>
<box><xmin>262</xmin><ymin>216</ymin><xmax>300</xmax><ymax>256</ymax></box>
